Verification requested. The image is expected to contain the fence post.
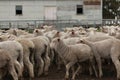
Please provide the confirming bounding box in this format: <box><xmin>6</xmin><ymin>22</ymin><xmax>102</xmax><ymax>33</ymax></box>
<box><xmin>34</xmin><ymin>20</ymin><xmax>37</xmax><ymax>29</ymax></box>
<box><xmin>9</xmin><ymin>22</ymin><xmax>11</xmax><ymax>28</ymax></box>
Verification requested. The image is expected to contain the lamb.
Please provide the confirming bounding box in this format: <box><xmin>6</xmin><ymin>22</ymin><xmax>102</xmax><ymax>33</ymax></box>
<box><xmin>50</xmin><ymin>37</ymin><xmax>97</xmax><ymax>80</ymax></box>
<box><xmin>0</xmin><ymin>34</ymin><xmax>35</xmax><ymax>78</ymax></box>
<box><xmin>30</xmin><ymin>36</ymin><xmax>50</xmax><ymax>77</ymax></box>
<box><xmin>61</xmin><ymin>30</ymin><xmax>80</xmax><ymax>39</ymax></box>
<box><xmin>0</xmin><ymin>49</ymin><xmax>18</xmax><ymax>80</ymax></box>
<box><xmin>7</xmin><ymin>28</ymin><xmax>29</xmax><ymax>36</ymax></box>
<box><xmin>0</xmin><ymin>41</ymin><xmax>23</xmax><ymax>78</ymax></box>
<box><xmin>41</xmin><ymin>25</ymin><xmax>56</xmax><ymax>32</ymax></box>
<box><xmin>79</xmin><ymin>38</ymin><xmax>120</xmax><ymax>79</ymax></box>
<box><xmin>17</xmin><ymin>29</ymin><xmax>51</xmax><ymax>76</ymax></box>
<box><xmin>16</xmin><ymin>38</ymin><xmax>35</xmax><ymax>78</ymax></box>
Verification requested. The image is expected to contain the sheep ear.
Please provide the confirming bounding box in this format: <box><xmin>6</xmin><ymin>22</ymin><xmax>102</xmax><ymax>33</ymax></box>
<box><xmin>72</xmin><ymin>31</ymin><xmax>74</xmax><ymax>34</ymax></box>
<box><xmin>35</xmin><ymin>29</ymin><xmax>39</xmax><ymax>33</ymax></box>
<box><xmin>57</xmin><ymin>38</ymin><xmax>60</xmax><ymax>42</ymax></box>
<box><xmin>57</xmin><ymin>31</ymin><xmax>60</xmax><ymax>34</ymax></box>
<box><xmin>7</xmin><ymin>35</ymin><xmax>11</xmax><ymax>38</ymax></box>
<box><xmin>41</xmin><ymin>26</ymin><xmax>44</xmax><ymax>29</ymax></box>
<box><xmin>80</xmin><ymin>40</ymin><xmax>84</xmax><ymax>43</ymax></box>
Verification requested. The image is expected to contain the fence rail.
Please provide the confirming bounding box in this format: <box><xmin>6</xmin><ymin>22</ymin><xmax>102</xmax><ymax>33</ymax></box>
<box><xmin>0</xmin><ymin>19</ymin><xmax>119</xmax><ymax>30</ymax></box>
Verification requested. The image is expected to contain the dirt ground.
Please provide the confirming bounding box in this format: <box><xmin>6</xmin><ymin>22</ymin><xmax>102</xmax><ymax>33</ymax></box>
<box><xmin>21</xmin><ymin>64</ymin><xmax>117</xmax><ymax>80</ymax></box>
<box><xmin>4</xmin><ymin>63</ymin><xmax>117</xmax><ymax>80</ymax></box>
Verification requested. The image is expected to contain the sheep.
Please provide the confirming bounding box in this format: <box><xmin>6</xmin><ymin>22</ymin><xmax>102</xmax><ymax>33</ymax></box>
<box><xmin>0</xmin><ymin>41</ymin><xmax>23</xmax><ymax>78</ymax></box>
<box><xmin>33</xmin><ymin>29</ymin><xmax>44</xmax><ymax>37</ymax></box>
<box><xmin>41</xmin><ymin>25</ymin><xmax>56</xmax><ymax>32</ymax></box>
<box><xmin>16</xmin><ymin>38</ymin><xmax>35</xmax><ymax>78</ymax></box>
<box><xmin>52</xmin><ymin>30</ymin><xmax>80</xmax><ymax>39</ymax></box>
<box><xmin>79</xmin><ymin>38</ymin><xmax>120</xmax><ymax>79</ymax></box>
<box><xmin>0</xmin><ymin>34</ymin><xmax>35</xmax><ymax>78</ymax></box>
<box><xmin>7</xmin><ymin>28</ymin><xmax>29</xmax><ymax>36</ymax></box>
<box><xmin>86</xmin><ymin>28</ymin><xmax>97</xmax><ymax>35</ymax></box>
<box><xmin>17</xmin><ymin>29</ymin><xmax>51</xmax><ymax>76</ymax></box>
<box><xmin>29</xmin><ymin>36</ymin><xmax>50</xmax><ymax>77</ymax></box>
<box><xmin>50</xmin><ymin>37</ymin><xmax>97</xmax><ymax>80</ymax></box>
<box><xmin>0</xmin><ymin>49</ymin><xmax>18</xmax><ymax>80</ymax></box>
<box><xmin>101</xmin><ymin>26</ymin><xmax>118</xmax><ymax>36</ymax></box>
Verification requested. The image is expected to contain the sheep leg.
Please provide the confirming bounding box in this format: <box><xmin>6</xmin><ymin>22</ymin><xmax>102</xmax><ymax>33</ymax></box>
<box><xmin>43</xmin><ymin>56</ymin><xmax>50</xmax><ymax>75</ymax></box>
<box><xmin>24</xmin><ymin>58</ymin><xmax>34</xmax><ymax>78</ymax></box>
<box><xmin>95</xmin><ymin>56</ymin><xmax>103</xmax><ymax>78</ymax></box>
<box><xmin>72</xmin><ymin>65</ymin><xmax>81</xmax><ymax>80</ymax></box>
<box><xmin>17</xmin><ymin>50</ymin><xmax>24</xmax><ymax>74</ymax></box>
<box><xmin>9</xmin><ymin>63</ymin><xmax>18</xmax><ymax>80</ymax></box>
<box><xmin>57</xmin><ymin>56</ymin><xmax>62</xmax><ymax>71</ymax></box>
<box><xmin>71</xmin><ymin>66</ymin><xmax>75</xmax><ymax>75</ymax></box>
<box><xmin>111</xmin><ymin>55</ymin><xmax>120</xmax><ymax>79</ymax></box>
<box><xmin>65</xmin><ymin>62</ymin><xmax>75</xmax><ymax>80</ymax></box>
<box><xmin>30</xmin><ymin>50</ymin><xmax>35</xmax><ymax>66</ymax></box>
<box><xmin>50</xmin><ymin>49</ymin><xmax>55</xmax><ymax>62</ymax></box>
<box><xmin>89</xmin><ymin>65</ymin><xmax>93</xmax><ymax>76</ymax></box>
<box><xmin>14</xmin><ymin>61</ymin><xmax>22</xmax><ymax>78</ymax></box>
<box><xmin>43</xmin><ymin>45</ymin><xmax>51</xmax><ymax>75</ymax></box>
<box><xmin>37</xmin><ymin>57</ymin><xmax>44</xmax><ymax>77</ymax></box>
<box><xmin>0</xmin><ymin>69</ymin><xmax>6</xmax><ymax>79</ymax></box>
<box><xmin>90</xmin><ymin>59</ymin><xmax>98</xmax><ymax>77</ymax></box>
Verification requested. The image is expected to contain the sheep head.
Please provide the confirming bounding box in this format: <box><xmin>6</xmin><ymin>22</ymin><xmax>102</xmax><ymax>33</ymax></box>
<box><xmin>53</xmin><ymin>31</ymin><xmax>60</xmax><ymax>39</ymax></box>
<box><xmin>33</xmin><ymin>29</ymin><xmax>43</xmax><ymax>36</ymax></box>
<box><xmin>71</xmin><ymin>30</ymin><xmax>75</xmax><ymax>35</ymax></box>
<box><xmin>50</xmin><ymin>37</ymin><xmax>61</xmax><ymax>49</ymax></box>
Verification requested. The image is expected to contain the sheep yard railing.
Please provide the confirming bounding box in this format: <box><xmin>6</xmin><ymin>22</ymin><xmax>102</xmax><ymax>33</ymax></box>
<box><xmin>0</xmin><ymin>19</ymin><xmax>119</xmax><ymax>30</ymax></box>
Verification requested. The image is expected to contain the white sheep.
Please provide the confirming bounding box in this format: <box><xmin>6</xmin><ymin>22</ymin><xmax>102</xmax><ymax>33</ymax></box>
<box><xmin>50</xmin><ymin>37</ymin><xmax>97</xmax><ymax>80</ymax></box>
<box><xmin>0</xmin><ymin>49</ymin><xmax>18</xmax><ymax>80</ymax></box>
<box><xmin>7</xmin><ymin>28</ymin><xmax>29</xmax><ymax>36</ymax></box>
<box><xmin>80</xmin><ymin>38</ymin><xmax>120</xmax><ymax>79</ymax></box>
<box><xmin>0</xmin><ymin>34</ymin><xmax>35</xmax><ymax>78</ymax></box>
<box><xmin>16</xmin><ymin>38</ymin><xmax>35</xmax><ymax>78</ymax></box>
<box><xmin>30</xmin><ymin>36</ymin><xmax>50</xmax><ymax>76</ymax></box>
<box><xmin>0</xmin><ymin>41</ymin><xmax>23</xmax><ymax>78</ymax></box>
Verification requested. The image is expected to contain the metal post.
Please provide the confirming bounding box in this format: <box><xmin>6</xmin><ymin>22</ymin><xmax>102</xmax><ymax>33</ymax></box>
<box><xmin>34</xmin><ymin>20</ymin><xmax>37</xmax><ymax>29</ymax></box>
<box><xmin>9</xmin><ymin>22</ymin><xmax>11</xmax><ymax>28</ymax></box>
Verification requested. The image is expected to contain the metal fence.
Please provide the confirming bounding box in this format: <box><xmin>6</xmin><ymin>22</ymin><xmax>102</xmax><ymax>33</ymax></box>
<box><xmin>102</xmin><ymin>19</ymin><xmax>120</xmax><ymax>25</ymax></box>
<box><xmin>0</xmin><ymin>20</ymin><xmax>79</xmax><ymax>30</ymax></box>
<box><xmin>0</xmin><ymin>19</ymin><xmax>119</xmax><ymax>30</ymax></box>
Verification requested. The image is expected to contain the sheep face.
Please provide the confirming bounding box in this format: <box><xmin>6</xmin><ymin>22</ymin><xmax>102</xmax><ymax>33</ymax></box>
<box><xmin>52</xmin><ymin>31</ymin><xmax>60</xmax><ymax>39</ymax></box>
<box><xmin>33</xmin><ymin>29</ymin><xmax>43</xmax><ymax>36</ymax></box>
<box><xmin>50</xmin><ymin>37</ymin><xmax>61</xmax><ymax>49</ymax></box>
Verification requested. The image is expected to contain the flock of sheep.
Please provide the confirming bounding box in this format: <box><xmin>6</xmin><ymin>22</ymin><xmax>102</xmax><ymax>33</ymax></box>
<box><xmin>0</xmin><ymin>25</ymin><xmax>120</xmax><ymax>80</ymax></box>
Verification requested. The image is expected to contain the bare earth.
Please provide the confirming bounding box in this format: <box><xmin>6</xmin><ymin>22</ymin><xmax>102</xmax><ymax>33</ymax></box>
<box><xmin>23</xmin><ymin>64</ymin><xmax>116</xmax><ymax>80</ymax></box>
<box><xmin>4</xmin><ymin>63</ymin><xmax>117</xmax><ymax>80</ymax></box>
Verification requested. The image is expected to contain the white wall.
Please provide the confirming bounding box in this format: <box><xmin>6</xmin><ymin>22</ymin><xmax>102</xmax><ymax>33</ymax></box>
<box><xmin>0</xmin><ymin>0</ymin><xmax>102</xmax><ymax>22</ymax></box>
<box><xmin>0</xmin><ymin>0</ymin><xmax>57</xmax><ymax>20</ymax></box>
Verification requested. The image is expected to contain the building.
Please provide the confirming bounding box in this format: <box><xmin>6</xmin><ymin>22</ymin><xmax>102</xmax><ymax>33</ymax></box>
<box><xmin>0</xmin><ymin>0</ymin><xmax>102</xmax><ymax>28</ymax></box>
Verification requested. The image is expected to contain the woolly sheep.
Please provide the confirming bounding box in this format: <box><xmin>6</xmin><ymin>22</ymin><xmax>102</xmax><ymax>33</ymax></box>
<box><xmin>50</xmin><ymin>37</ymin><xmax>97</xmax><ymax>80</ymax></box>
<box><xmin>0</xmin><ymin>34</ymin><xmax>35</xmax><ymax>78</ymax></box>
<box><xmin>0</xmin><ymin>41</ymin><xmax>23</xmax><ymax>78</ymax></box>
<box><xmin>80</xmin><ymin>38</ymin><xmax>120</xmax><ymax>79</ymax></box>
<box><xmin>30</xmin><ymin>36</ymin><xmax>50</xmax><ymax>76</ymax></box>
<box><xmin>16</xmin><ymin>38</ymin><xmax>35</xmax><ymax>78</ymax></box>
<box><xmin>0</xmin><ymin>49</ymin><xmax>18</xmax><ymax>80</ymax></box>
